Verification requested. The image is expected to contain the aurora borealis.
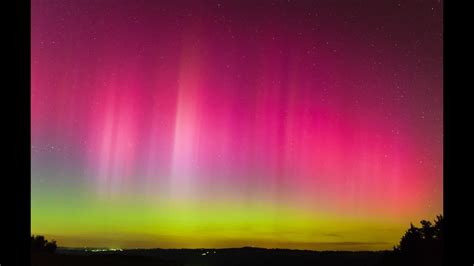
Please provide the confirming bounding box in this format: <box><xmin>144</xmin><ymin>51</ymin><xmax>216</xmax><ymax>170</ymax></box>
<box><xmin>31</xmin><ymin>0</ymin><xmax>443</xmax><ymax>251</ymax></box>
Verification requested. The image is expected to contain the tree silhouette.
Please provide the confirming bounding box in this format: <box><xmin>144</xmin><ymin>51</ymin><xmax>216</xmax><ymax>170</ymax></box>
<box><xmin>391</xmin><ymin>215</ymin><xmax>443</xmax><ymax>265</ymax></box>
<box><xmin>31</xmin><ymin>235</ymin><xmax>57</xmax><ymax>254</ymax></box>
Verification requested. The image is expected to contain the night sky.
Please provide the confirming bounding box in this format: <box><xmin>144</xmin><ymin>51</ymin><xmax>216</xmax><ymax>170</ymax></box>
<box><xmin>31</xmin><ymin>0</ymin><xmax>443</xmax><ymax>250</ymax></box>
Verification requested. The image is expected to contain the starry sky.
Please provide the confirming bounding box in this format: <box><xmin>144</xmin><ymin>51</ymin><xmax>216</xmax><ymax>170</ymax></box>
<box><xmin>31</xmin><ymin>0</ymin><xmax>443</xmax><ymax>250</ymax></box>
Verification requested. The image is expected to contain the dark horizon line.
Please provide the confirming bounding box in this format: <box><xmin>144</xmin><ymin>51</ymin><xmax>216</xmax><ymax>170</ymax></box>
<box><xmin>56</xmin><ymin>245</ymin><xmax>392</xmax><ymax>252</ymax></box>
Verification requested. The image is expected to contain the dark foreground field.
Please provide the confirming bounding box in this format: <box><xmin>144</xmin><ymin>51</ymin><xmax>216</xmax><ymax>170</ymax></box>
<box><xmin>33</xmin><ymin>247</ymin><xmax>393</xmax><ymax>266</ymax></box>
